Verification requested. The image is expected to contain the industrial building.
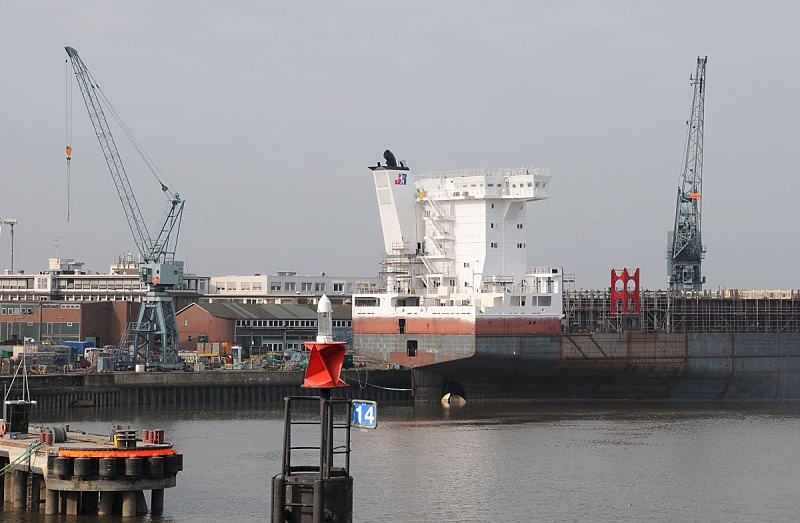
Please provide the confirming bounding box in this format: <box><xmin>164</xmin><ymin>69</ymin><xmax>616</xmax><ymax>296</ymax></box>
<box><xmin>0</xmin><ymin>257</ymin><xmax>209</xmax><ymax>306</ymax></box>
<box><xmin>0</xmin><ymin>300</ymin><xmax>136</xmax><ymax>346</ymax></box>
<box><xmin>207</xmin><ymin>272</ymin><xmax>378</xmax><ymax>305</ymax></box>
<box><xmin>176</xmin><ymin>302</ymin><xmax>352</xmax><ymax>354</ymax></box>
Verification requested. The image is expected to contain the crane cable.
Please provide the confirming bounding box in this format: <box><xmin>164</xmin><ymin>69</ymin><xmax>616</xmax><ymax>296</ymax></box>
<box><xmin>70</xmin><ymin>57</ymin><xmax>176</xmax><ymax>201</ymax></box>
<box><xmin>344</xmin><ymin>366</ymin><xmax>412</xmax><ymax>392</ymax></box>
<box><xmin>65</xmin><ymin>58</ymin><xmax>73</xmax><ymax>222</ymax></box>
<box><xmin>93</xmin><ymin>82</ymin><xmax>176</xmax><ymax>200</ymax></box>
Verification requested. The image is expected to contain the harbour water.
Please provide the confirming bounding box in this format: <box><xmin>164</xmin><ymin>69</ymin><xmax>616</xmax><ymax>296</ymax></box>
<box><xmin>11</xmin><ymin>401</ymin><xmax>800</xmax><ymax>521</ymax></box>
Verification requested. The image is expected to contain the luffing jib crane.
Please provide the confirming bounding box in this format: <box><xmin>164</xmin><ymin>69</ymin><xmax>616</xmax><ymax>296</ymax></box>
<box><xmin>65</xmin><ymin>46</ymin><xmax>185</xmax><ymax>367</ymax></box>
<box><xmin>668</xmin><ymin>56</ymin><xmax>707</xmax><ymax>291</ymax></box>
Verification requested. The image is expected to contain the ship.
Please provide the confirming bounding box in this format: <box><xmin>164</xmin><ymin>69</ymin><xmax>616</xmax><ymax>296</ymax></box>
<box><xmin>353</xmin><ymin>151</ymin><xmax>800</xmax><ymax>401</ymax></box>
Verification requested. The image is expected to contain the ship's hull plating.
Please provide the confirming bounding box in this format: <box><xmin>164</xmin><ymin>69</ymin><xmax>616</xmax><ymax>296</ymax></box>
<box><xmin>354</xmin><ymin>325</ymin><xmax>800</xmax><ymax>400</ymax></box>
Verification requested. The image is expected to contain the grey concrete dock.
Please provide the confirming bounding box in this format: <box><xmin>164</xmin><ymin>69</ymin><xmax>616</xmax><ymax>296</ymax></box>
<box><xmin>0</xmin><ymin>369</ymin><xmax>411</xmax><ymax>410</ymax></box>
<box><xmin>1</xmin><ymin>426</ymin><xmax>182</xmax><ymax>516</ymax></box>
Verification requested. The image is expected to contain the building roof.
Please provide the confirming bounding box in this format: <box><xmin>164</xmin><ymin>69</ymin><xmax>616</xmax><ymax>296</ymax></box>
<box><xmin>178</xmin><ymin>302</ymin><xmax>351</xmax><ymax>320</ymax></box>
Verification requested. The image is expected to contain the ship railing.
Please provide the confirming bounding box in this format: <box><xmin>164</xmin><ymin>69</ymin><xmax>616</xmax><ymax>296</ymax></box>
<box><xmin>416</xmin><ymin>167</ymin><xmax>550</xmax><ymax>180</ymax></box>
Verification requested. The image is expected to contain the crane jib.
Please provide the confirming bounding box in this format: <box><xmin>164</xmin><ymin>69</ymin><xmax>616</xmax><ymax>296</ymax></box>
<box><xmin>64</xmin><ymin>46</ymin><xmax>184</xmax><ymax>268</ymax></box>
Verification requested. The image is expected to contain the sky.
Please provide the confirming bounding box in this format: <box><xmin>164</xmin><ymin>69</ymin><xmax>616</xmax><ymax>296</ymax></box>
<box><xmin>0</xmin><ymin>1</ymin><xmax>798</xmax><ymax>290</ymax></box>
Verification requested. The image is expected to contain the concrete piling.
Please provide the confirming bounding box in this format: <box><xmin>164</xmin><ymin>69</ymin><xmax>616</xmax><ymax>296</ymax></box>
<box><xmin>45</xmin><ymin>489</ymin><xmax>59</xmax><ymax>514</ymax></box>
<box><xmin>12</xmin><ymin>470</ymin><xmax>28</xmax><ymax>509</ymax></box>
<box><xmin>30</xmin><ymin>475</ymin><xmax>42</xmax><ymax>510</ymax></box>
<box><xmin>65</xmin><ymin>491</ymin><xmax>79</xmax><ymax>515</ymax></box>
<box><xmin>98</xmin><ymin>491</ymin><xmax>115</xmax><ymax>515</ymax></box>
<box><xmin>151</xmin><ymin>488</ymin><xmax>165</xmax><ymax>515</ymax></box>
<box><xmin>122</xmin><ymin>491</ymin><xmax>137</xmax><ymax>517</ymax></box>
<box><xmin>135</xmin><ymin>490</ymin><xmax>148</xmax><ymax>515</ymax></box>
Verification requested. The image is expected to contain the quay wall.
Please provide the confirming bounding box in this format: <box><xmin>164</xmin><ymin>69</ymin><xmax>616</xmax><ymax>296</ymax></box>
<box><xmin>0</xmin><ymin>369</ymin><xmax>411</xmax><ymax>410</ymax></box>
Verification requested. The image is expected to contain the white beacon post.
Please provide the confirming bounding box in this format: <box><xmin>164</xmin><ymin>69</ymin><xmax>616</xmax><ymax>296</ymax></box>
<box><xmin>316</xmin><ymin>294</ymin><xmax>334</xmax><ymax>343</ymax></box>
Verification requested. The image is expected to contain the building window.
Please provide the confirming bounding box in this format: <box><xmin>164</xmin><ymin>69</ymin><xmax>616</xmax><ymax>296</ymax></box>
<box><xmin>490</xmin><ymin>203</ymin><xmax>495</xmax><ymax>209</ymax></box>
<box><xmin>354</xmin><ymin>297</ymin><xmax>379</xmax><ymax>307</ymax></box>
<box><xmin>241</xmin><ymin>282</ymin><xmax>251</xmax><ymax>291</ymax></box>
<box><xmin>315</xmin><ymin>283</ymin><xmax>326</xmax><ymax>292</ymax></box>
<box><xmin>253</xmin><ymin>282</ymin><xmax>262</xmax><ymax>291</ymax></box>
<box><xmin>285</xmin><ymin>282</ymin><xmax>296</xmax><ymax>291</ymax></box>
<box><xmin>270</xmin><ymin>283</ymin><xmax>282</xmax><ymax>292</ymax></box>
<box><xmin>517</xmin><ymin>224</ymin><xmax>523</xmax><ymax>229</ymax></box>
<box><xmin>301</xmin><ymin>282</ymin><xmax>313</xmax><ymax>292</ymax></box>
<box><xmin>490</xmin><ymin>242</ymin><xmax>498</xmax><ymax>248</ymax></box>
<box><xmin>333</xmin><ymin>283</ymin><xmax>344</xmax><ymax>292</ymax></box>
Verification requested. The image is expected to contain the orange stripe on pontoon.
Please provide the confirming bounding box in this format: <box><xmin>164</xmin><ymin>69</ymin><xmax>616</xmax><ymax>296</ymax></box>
<box><xmin>58</xmin><ymin>448</ymin><xmax>176</xmax><ymax>458</ymax></box>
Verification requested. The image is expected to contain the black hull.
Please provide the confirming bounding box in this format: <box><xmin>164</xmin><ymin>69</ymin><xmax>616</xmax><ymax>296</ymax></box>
<box><xmin>355</xmin><ymin>332</ymin><xmax>800</xmax><ymax>401</ymax></box>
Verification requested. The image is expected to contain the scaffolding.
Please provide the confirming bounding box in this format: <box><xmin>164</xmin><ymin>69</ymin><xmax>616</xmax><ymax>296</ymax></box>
<box><xmin>379</xmin><ymin>243</ymin><xmax>426</xmax><ymax>294</ymax></box>
<box><xmin>564</xmin><ymin>289</ymin><xmax>800</xmax><ymax>334</ymax></box>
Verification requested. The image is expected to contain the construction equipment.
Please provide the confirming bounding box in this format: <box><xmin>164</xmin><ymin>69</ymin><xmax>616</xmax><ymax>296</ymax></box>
<box><xmin>65</xmin><ymin>46</ymin><xmax>185</xmax><ymax>368</ymax></box>
<box><xmin>668</xmin><ymin>56</ymin><xmax>708</xmax><ymax>291</ymax></box>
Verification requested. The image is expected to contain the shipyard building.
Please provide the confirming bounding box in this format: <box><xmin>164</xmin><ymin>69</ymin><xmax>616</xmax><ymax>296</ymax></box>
<box><xmin>0</xmin><ymin>257</ymin><xmax>367</xmax><ymax>358</ymax></box>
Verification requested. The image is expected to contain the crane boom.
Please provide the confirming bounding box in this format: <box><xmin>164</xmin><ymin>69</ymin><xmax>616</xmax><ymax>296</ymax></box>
<box><xmin>65</xmin><ymin>46</ymin><xmax>153</xmax><ymax>260</ymax></box>
<box><xmin>668</xmin><ymin>56</ymin><xmax>707</xmax><ymax>291</ymax></box>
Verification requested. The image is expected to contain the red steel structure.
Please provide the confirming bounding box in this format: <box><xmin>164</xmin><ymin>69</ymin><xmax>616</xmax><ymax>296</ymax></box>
<box><xmin>611</xmin><ymin>268</ymin><xmax>641</xmax><ymax>314</ymax></box>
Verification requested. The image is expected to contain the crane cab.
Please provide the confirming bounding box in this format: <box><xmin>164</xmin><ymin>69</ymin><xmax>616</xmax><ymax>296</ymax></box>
<box><xmin>140</xmin><ymin>262</ymin><xmax>183</xmax><ymax>287</ymax></box>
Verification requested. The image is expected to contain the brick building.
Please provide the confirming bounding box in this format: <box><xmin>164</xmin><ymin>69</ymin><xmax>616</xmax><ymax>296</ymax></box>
<box><xmin>0</xmin><ymin>301</ymin><xmax>137</xmax><ymax>346</ymax></box>
<box><xmin>176</xmin><ymin>302</ymin><xmax>352</xmax><ymax>354</ymax></box>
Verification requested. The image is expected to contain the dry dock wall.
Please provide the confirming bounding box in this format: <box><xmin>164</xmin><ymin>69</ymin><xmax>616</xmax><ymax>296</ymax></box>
<box><xmin>0</xmin><ymin>370</ymin><xmax>411</xmax><ymax>410</ymax></box>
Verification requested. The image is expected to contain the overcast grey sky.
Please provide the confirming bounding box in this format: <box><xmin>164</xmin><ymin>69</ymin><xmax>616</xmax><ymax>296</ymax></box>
<box><xmin>1</xmin><ymin>1</ymin><xmax>798</xmax><ymax>289</ymax></box>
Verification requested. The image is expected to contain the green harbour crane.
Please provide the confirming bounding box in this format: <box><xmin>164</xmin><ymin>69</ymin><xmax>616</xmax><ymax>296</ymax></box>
<box><xmin>65</xmin><ymin>46</ymin><xmax>185</xmax><ymax>368</ymax></box>
<box><xmin>668</xmin><ymin>56</ymin><xmax>708</xmax><ymax>291</ymax></box>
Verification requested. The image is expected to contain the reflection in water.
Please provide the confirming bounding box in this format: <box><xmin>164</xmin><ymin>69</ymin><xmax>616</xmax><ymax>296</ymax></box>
<box><xmin>8</xmin><ymin>402</ymin><xmax>800</xmax><ymax>521</ymax></box>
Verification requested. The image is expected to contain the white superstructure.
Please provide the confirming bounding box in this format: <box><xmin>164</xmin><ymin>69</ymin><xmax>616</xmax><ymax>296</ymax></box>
<box><xmin>363</xmin><ymin>155</ymin><xmax>562</xmax><ymax>317</ymax></box>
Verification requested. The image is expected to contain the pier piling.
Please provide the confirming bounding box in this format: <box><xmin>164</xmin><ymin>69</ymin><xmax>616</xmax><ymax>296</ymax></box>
<box><xmin>45</xmin><ymin>488</ymin><xmax>59</xmax><ymax>514</ymax></box>
<box><xmin>98</xmin><ymin>491</ymin><xmax>114</xmax><ymax>515</ymax></box>
<box><xmin>151</xmin><ymin>488</ymin><xmax>164</xmax><ymax>515</ymax></box>
<box><xmin>122</xmin><ymin>490</ymin><xmax>137</xmax><ymax>517</ymax></box>
<box><xmin>30</xmin><ymin>475</ymin><xmax>43</xmax><ymax>510</ymax></box>
<box><xmin>135</xmin><ymin>490</ymin><xmax>148</xmax><ymax>515</ymax></box>
<box><xmin>65</xmin><ymin>490</ymin><xmax>79</xmax><ymax>515</ymax></box>
<box><xmin>11</xmin><ymin>470</ymin><xmax>27</xmax><ymax>508</ymax></box>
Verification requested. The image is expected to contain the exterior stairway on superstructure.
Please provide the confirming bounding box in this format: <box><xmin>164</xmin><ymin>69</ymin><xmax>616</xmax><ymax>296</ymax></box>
<box><xmin>420</xmin><ymin>197</ymin><xmax>454</xmax><ymax>291</ymax></box>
